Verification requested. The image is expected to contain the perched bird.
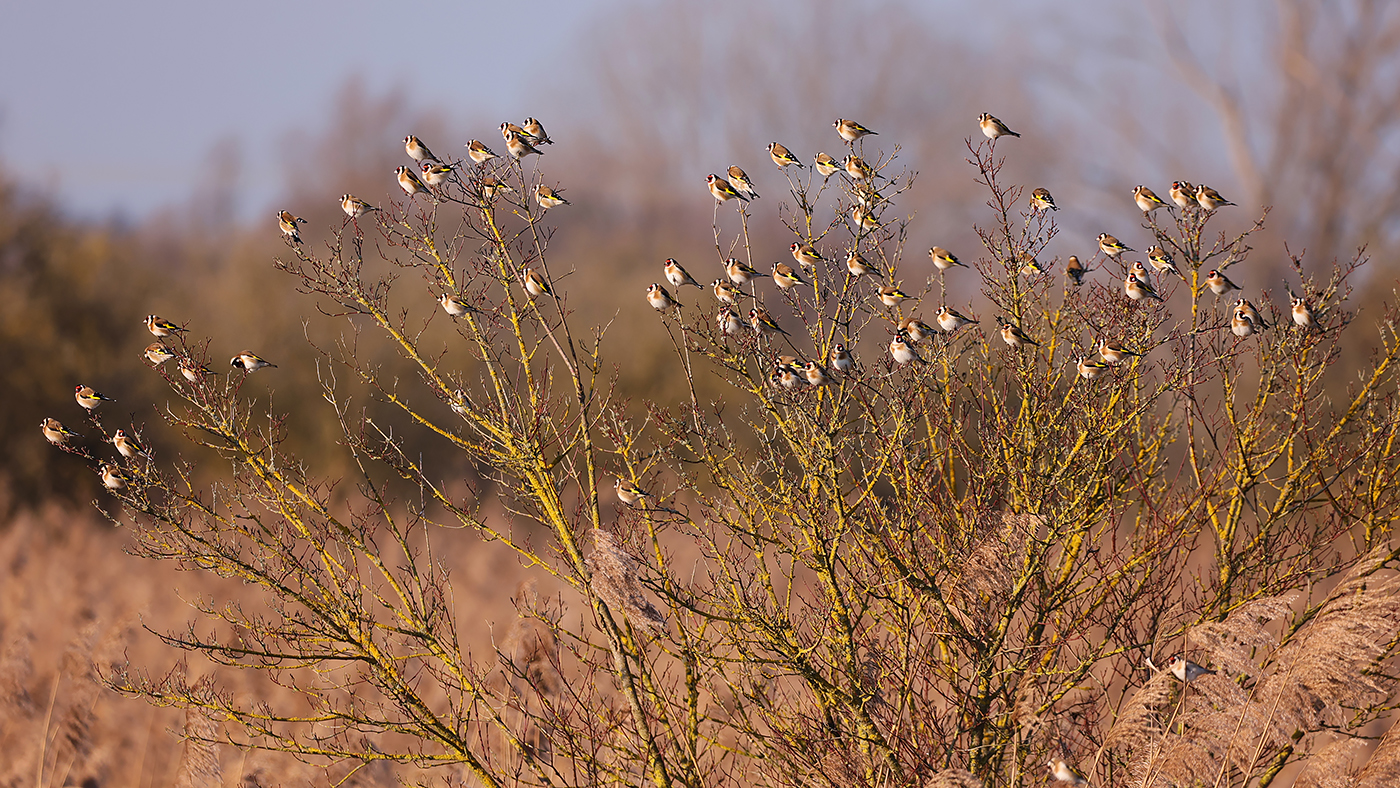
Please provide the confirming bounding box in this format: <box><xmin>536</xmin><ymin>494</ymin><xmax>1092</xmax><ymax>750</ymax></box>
<box><xmin>1019</xmin><ymin>257</ymin><xmax>1047</xmax><ymax>277</ymax></box>
<box><xmin>439</xmin><ymin>293</ymin><xmax>476</xmax><ymax>317</ymax></box>
<box><xmin>1231</xmin><ymin>306</ymin><xmax>1259</xmax><ymax>337</ymax></box>
<box><xmin>1167</xmin><ymin>655</ymin><xmax>1217</xmax><ymax>683</ymax></box>
<box><xmin>112</xmin><ymin>429</ymin><xmax>149</xmax><ymax>459</ymax></box>
<box><xmin>929</xmin><ymin>246</ymin><xmax>967</xmax><ymax>272</ymax></box>
<box><xmin>1147</xmin><ymin>246</ymin><xmax>1182</xmax><ymax>279</ymax></box>
<box><xmin>1235</xmin><ymin>298</ymin><xmax>1267</xmax><ymax>327</ymax></box>
<box><xmin>851</xmin><ymin>205</ymin><xmax>879</xmax><ymax>230</ymax></box>
<box><xmin>802</xmin><ymin>360</ymin><xmax>829</xmax><ymax>387</ymax></box>
<box><xmin>341</xmin><ymin>194</ymin><xmax>377</xmax><ymax>218</ymax></box>
<box><xmin>712</xmin><ymin>279</ymin><xmax>746</xmax><ymax>305</ymax></box>
<box><xmin>1097</xmin><ymin>338</ymin><xmax>1141</xmax><ymax>365</ymax></box>
<box><xmin>420</xmin><ymin>161</ymin><xmax>456</xmax><ymax>188</ymax></box>
<box><xmin>889</xmin><ymin>331</ymin><xmax>919</xmax><ymax>365</ymax></box>
<box><xmin>99</xmin><ymin>463</ymin><xmax>130</xmax><ymax>491</ymax></box>
<box><xmin>1204</xmin><ymin>269</ymin><xmax>1241</xmax><ymax>296</ymax></box>
<box><xmin>1125</xmin><ymin>274</ymin><xmax>1164</xmax><ymax>302</ymax></box>
<box><xmin>790</xmin><ymin>242</ymin><xmax>826</xmax><ymax>269</ymax></box>
<box><xmin>144</xmin><ymin>342</ymin><xmax>175</xmax><ymax>366</ymax></box>
<box><xmin>899</xmin><ymin>317</ymin><xmax>932</xmax><ymax>344</ymax></box>
<box><xmin>75</xmin><ymin>385</ymin><xmax>114</xmax><ymax>410</ymax></box>
<box><xmin>978</xmin><ymin>112</ymin><xmax>1020</xmax><ymax>139</ymax></box>
<box><xmin>1129</xmin><ymin>260</ymin><xmax>1152</xmax><ymax>282</ymax></box>
<box><xmin>451</xmin><ymin>390</ymin><xmax>470</xmax><ymax>417</ymax></box>
<box><xmin>771</xmin><ymin>261</ymin><xmax>809</xmax><ymax>290</ymax></box>
<box><xmin>707</xmin><ymin>173</ymin><xmax>748</xmax><ymax>204</ymax></box>
<box><xmin>1078</xmin><ymin>356</ymin><xmax>1111</xmax><ymax>380</ymax></box>
<box><xmin>814</xmin><ymin>152</ymin><xmax>841</xmax><ymax>178</ymax></box>
<box><xmin>146</xmin><ymin>314</ymin><xmax>185</xmax><ymax>337</ymax></box>
<box><xmin>646</xmin><ymin>283</ymin><xmax>679</xmax><ymax>311</ymax></box>
<box><xmin>535</xmin><ymin>184</ymin><xmax>569</xmax><ymax>208</ymax></box>
<box><xmin>1133</xmin><ymin>185</ymin><xmax>1167</xmax><ymax>213</ymax></box>
<box><xmin>464</xmin><ymin>139</ymin><xmax>499</xmax><ymax>164</ymax></box>
<box><xmin>877</xmin><ymin>286</ymin><xmax>912</xmax><ymax>308</ymax></box>
<box><xmin>1065</xmin><ymin>255</ymin><xmax>1090</xmax><ymax>286</ymax></box>
<box><xmin>938</xmin><ymin>306</ymin><xmax>978</xmax><ymax>332</ymax></box>
<box><xmin>278</xmin><ymin>210</ymin><xmax>306</xmax><ymax>244</ymax></box>
<box><xmin>726</xmin><ymin>165</ymin><xmax>760</xmax><ymax>200</ymax></box>
<box><xmin>615</xmin><ymin>478</ymin><xmax>648</xmax><ymax>506</ymax></box>
<box><xmin>749</xmin><ymin>307</ymin><xmax>788</xmax><ymax>336</ymax></box>
<box><xmin>767</xmin><ymin>142</ymin><xmax>803</xmax><ymax>168</ymax></box>
<box><xmin>230</xmin><ymin>351</ymin><xmax>277</xmax><ymax>372</ymax></box>
<box><xmin>834</xmin><ymin>118</ymin><xmax>878</xmax><ymax>142</ymax></box>
<box><xmin>479</xmin><ymin>177</ymin><xmax>513</xmax><ymax>199</ymax></box>
<box><xmin>716</xmin><ymin>306</ymin><xmax>742</xmax><ymax>335</ymax></box>
<box><xmin>846</xmin><ymin>250</ymin><xmax>883</xmax><ymax>279</ymax></box>
<box><xmin>1030</xmin><ymin>187</ymin><xmax>1058</xmax><ymax>212</ymax></box>
<box><xmin>180</xmin><ymin>359</ymin><xmax>213</xmax><ymax>382</ymax></box>
<box><xmin>1291</xmin><ymin>296</ymin><xmax>1316</xmax><ymax>328</ymax></box>
<box><xmin>500</xmin><ymin>121</ymin><xmax>528</xmax><ymax>140</ymax></box>
<box><xmin>772</xmin><ymin>362</ymin><xmax>802</xmax><ymax>390</ymax></box>
<box><xmin>1097</xmin><ymin>233</ymin><xmax>1134</xmax><ymax>259</ymax></box>
<box><xmin>41</xmin><ymin>418</ymin><xmax>81</xmax><ymax>446</ymax></box>
<box><xmin>664</xmin><ymin>258</ymin><xmax>702</xmax><ymax>289</ymax></box>
<box><xmin>403</xmin><ymin>135</ymin><xmax>439</xmax><ymax>163</ymax></box>
<box><xmin>830</xmin><ymin>343</ymin><xmax>854</xmax><ymax>372</ymax></box>
<box><xmin>396</xmin><ymin>165</ymin><xmax>429</xmax><ymax>197</ymax></box>
<box><xmin>504</xmin><ymin>131</ymin><xmax>543</xmax><ymax>160</ymax></box>
<box><xmin>998</xmin><ymin>318</ymin><xmax>1039</xmax><ymax>349</ymax></box>
<box><xmin>726</xmin><ymin>258</ymin><xmax>768</xmax><ymax>286</ymax></box>
<box><xmin>1169</xmin><ymin>181</ymin><xmax>1197</xmax><ymax>210</ymax></box>
<box><xmin>844</xmin><ymin>155</ymin><xmax>874</xmax><ymax>181</ymax></box>
<box><xmin>1046</xmin><ymin>759</ymin><xmax>1089</xmax><ymax>787</ymax></box>
<box><xmin>522</xmin><ymin>117</ymin><xmax>553</xmax><ymax>145</ymax></box>
<box><xmin>522</xmin><ymin>268</ymin><xmax>552</xmax><ymax>298</ymax></box>
<box><xmin>1195</xmin><ymin>184</ymin><xmax>1235</xmax><ymax>210</ymax></box>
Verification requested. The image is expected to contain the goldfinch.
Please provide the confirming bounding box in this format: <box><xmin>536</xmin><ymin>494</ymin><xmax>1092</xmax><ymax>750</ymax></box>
<box><xmin>396</xmin><ymin>165</ymin><xmax>429</xmax><ymax>197</ymax></box>
<box><xmin>851</xmin><ymin>205</ymin><xmax>879</xmax><ymax>230</ymax></box>
<box><xmin>1167</xmin><ymin>655</ymin><xmax>1216</xmax><ymax>683</ymax></box>
<box><xmin>99</xmin><ymin>463</ymin><xmax>130</xmax><ymax>491</ymax></box>
<box><xmin>278</xmin><ymin>210</ymin><xmax>306</xmax><ymax>243</ymax></box>
<box><xmin>500</xmin><ymin>121</ymin><xmax>527</xmax><ymax>140</ymax></box>
<box><xmin>771</xmin><ymin>261</ymin><xmax>808</xmax><ymax>289</ymax></box>
<box><xmin>403</xmin><ymin>135</ymin><xmax>438</xmax><ymax>163</ymax></box>
<box><xmin>341</xmin><ymin>194</ymin><xmax>376</xmax><ymax>218</ymax></box>
<box><xmin>1169</xmin><ymin>181</ymin><xmax>1197</xmax><ymax>209</ymax></box>
<box><xmin>1195</xmin><ymin>184</ymin><xmax>1235</xmax><ymax>210</ymax></box>
<box><xmin>877</xmin><ymin>286</ymin><xmax>912</xmax><ymax>308</ymax></box>
<box><xmin>846</xmin><ymin>250</ymin><xmax>883</xmax><ymax>279</ymax></box>
<box><xmin>615</xmin><ymin>478</ymin><xmax>648</xmax><ymax>506</ymax></box>
<box><xmin>1046</xmin><ymin>760</ymin><xmax>1088</xmax><ymax>787</ymax></box>
<box><xmin>112</xmin><ymin>429</ymin><xmax>149</xmax><ymax>459</ymax></box>
<box><xmin>889</xmin><ymin>331</ymin><xmax>919</xmax><ymax>365</ymax></box>
<box><xmin>1147</xmin><ymin>245</ymin><xmax>1182</xmax><ymax>279</ymax></box>
<box><xmin>929</xmin><ymin>246</ymin><xmax>967</xmax><ymax>271</ymax></box>
<box><xmin>1030</xmin><ymin>187</ymin><xmax>1058</xmax><ymax>212</ymax></box>
<box><xmin>1125</xmin><ymin>274</ymin><xmax>1164</xmax><ymax>302</ymax></box>
<box><xmin>646</xmin><ymin>283</ymin><xmax>679</xmax><ymax>311</ymax></box>
<box><xmin>522</xmin><ymin>268</ymin><xmax>552</xmax><ymax>298</ymax></box>
<box><xmin>504</xmin><ymin>131</ymin><xmax>543</xmax><ymax>160</ymax></box>
<box><xmin>1204</xmin><ymin>269</ymin><xmax>1240</xmax><ymax>296</ymax></box>
<box><xmin>535</xmin><ymin>184</ymin><xmax>569</xmax><ymax>208</ymax></box>
<box><xmin>146</xmin><ymin>314</ymin><xmax>185</xmax><ymax>337</ymax></box>
<box><xmin>1235</xmin><ymin>298</ymin><xmax>1267</xmax><ymax>327</ymax></box>
<box><xmin>978</xmin><ymin>112</ymin><xmax>1020</xmax><ymax>139</ymax></box>
<box><xmin>791</xmin><ymin>242</ymin><xmax>826</xmax><ymax>269</ymax></box>
<box><xmin>844</xmin><ymin>155</ymin><xmax>874</xmax><ymax>181</ymax></box>
<box><xmin>899</xmin><ymin>317</ymin><xmax>932</xmax><ymax>343</ymax></box>
<box><xmin>464</xmin><ymin>139</ymin><xmax>498</xmax><ymax>164</ymax></box>
<box><xmin>230</xmin><ymin>351</ymin><xmax>277</xmax><ymax>372</ymax></box>
<box><xmin>998</xmin><ymin>317</ymin><xmax>1039</xmax><ymax>348</ymax></box>
<box><xmin>1019</xmin><ymin>256</ymin><xmax>1046</xmax><ymax>277</ymax></box>
<box><xmin>420</xmin><ymin>161</ymin><xmax>456</xmax><ymax>188</ymax></box>
<box><xmin>1133</xmin><ymin>185</ymin><xmax>1167</xmax><ymax>212</ymax></box>
<box><xmin>814</xmin><ymin>152</ymin><xmax>841</xmax><ymax>177</ymax></box>
<box><xmin>144</xmin><ymin>342</ymin><xmax>175</xmax><ymax>366</ymax></box>
<box><xmin>1291</xmin><ymin>296</ymin><xmax>1315</xmax><ymax>328</ymax></box>
<box><xmin>41</xmin><ymin>418</ymin><xmax>81</xmax><ymax>446</ymax></box>
<box><xmin>1231</xmin><ymin>306</ymin><xmax>1258</xmax><ymax>337</ymax></box>
<box><xmin>717</xmin><ymin>306</ymin><xmax>742</xmax><ymax>335</ymax></box>
<box><xmin>1098</xmin><ymin>338</ymin><xmax>1141</xmax><ymax>364</ymax></box>
<box><xmin>937</xmin><ymin>306</ymin><xmax>978</xmax><ymax>332</ymax></box>
<box><xmin>726</xmin><ymin>165</ymin><xmax>760</xmax><ymax>200</ymax></box>
<box><xmin>479</xmin><ymin>177</ymin><xmax>513</xmax><ymax>199</ymax></box>
<box><xmin>802</xmin><ymin>360</ymin><xmax>829</xmax><ymax>387</ymax></box>
<box><xmin>830</xmin><ymin>343</ymin><xmax>854</xmax><ymax>372</ymax></box>
<box><xmin>75</xmin><ymin>385</ymin><xmax>114</xmax><ymax>410</ymax></box>
<box><xmin>834</xmin><ymin>118</ymin><xmax>878</xmax><ymax>142</ymax></box>
<box><xmin>451</xmin><ymin>389</ymin><xmax>470</xmax><ymax>416</ymax></box>
<box><xmin>522</xmin><ymin>117</ymin><xmax>552</xmax><ymax>145</ymax></box>
<box><xmin>707</xmin><ymin>173</ymin><xmax>748</xmax><ymax>203</ymax></box>
<box><xmin>772</xmin><ymin>362</ymin><xmax>802</xmax><ymax>389</ymax></box>
<box><xmin>1077</xmin><ymin>356</ymin><xmax>1110</xmax><ymax>380</ymax></box>
<box><xmin>726</xmin><ymin>258</ymin><xmax>767</xmax><ymax>285</ymax></box>
<box><xmin>1097</xmin><ymin>233</ymin><xmax>1134</xmax><ymax>259</ymax></box>
<box><xmin>712</xmin><ymin>279</ymin><xmax>746</xmax><ymax>305</ymax></box>
<box><xmin>1065</xmin><ymin>255</ymin><xmax>1090</xmax><ymax>286</ymax></box>
<box><xmin>749</xmin><ymin>307</ymin><xmax>788</xmax><ymax>336</ymax></box>
<box><xmin>664</xmin><ymin>258</ymin><xmax>702</xmax><ymax>288</ymax></box>
<box><xmin>767</xmin><ymin>142</ymin><xmax>803</xmax><ymax>168</ymax></box>
<box><xmin>439</xmin><ymin>293</ymin><xmax>476</xmax><ymax>317</ymax></box>
<box><xmin>180</xmin><ymin>359</ymin><xmax>213</xmax><ymax>382</ymax></box>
